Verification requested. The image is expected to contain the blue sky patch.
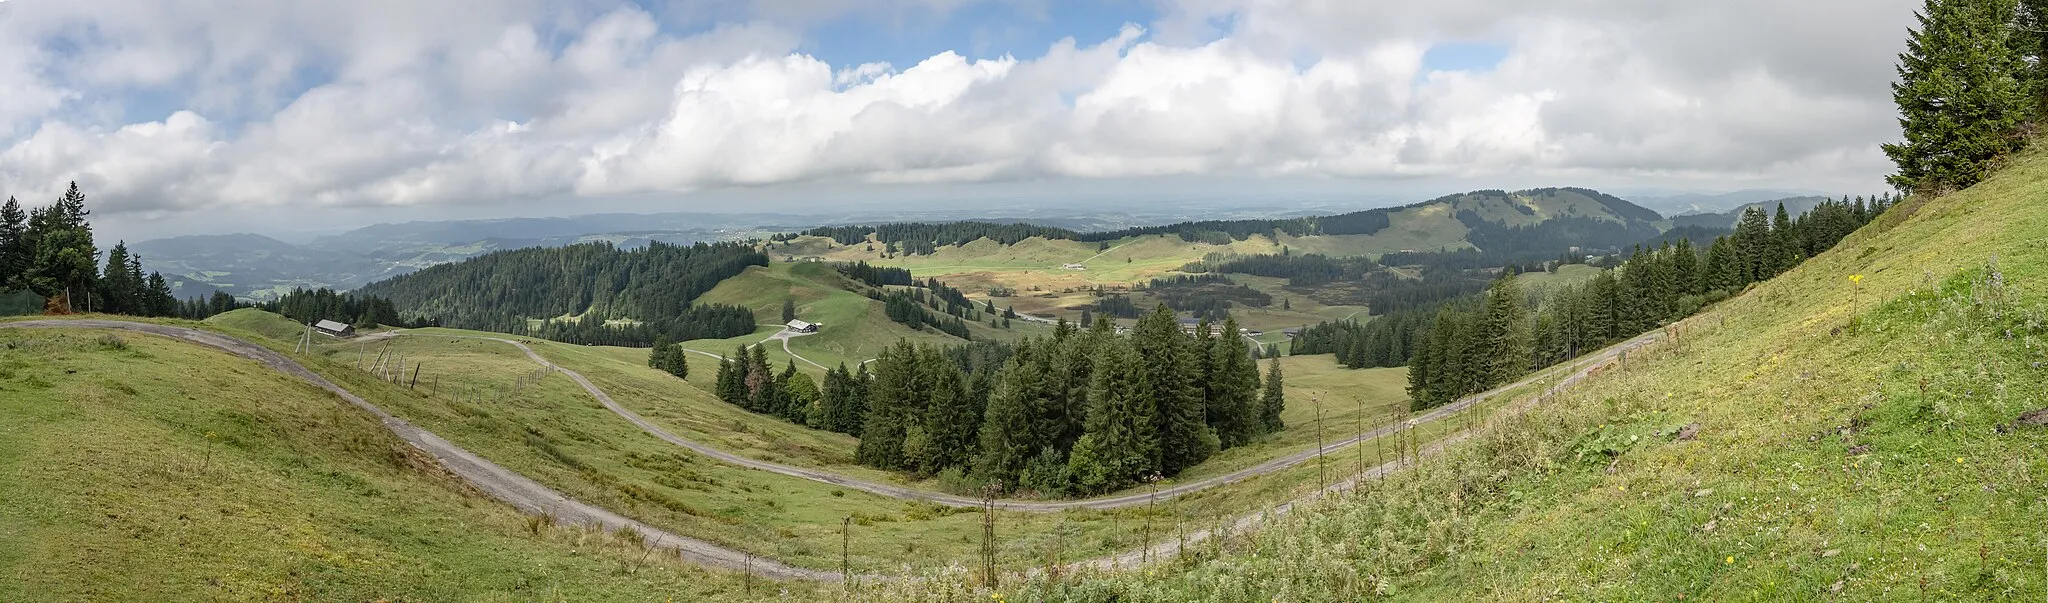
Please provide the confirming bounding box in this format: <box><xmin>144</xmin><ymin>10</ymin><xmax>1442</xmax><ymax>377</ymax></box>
<box><xmin>1420</xmin><ymin>41</ymin><xmax>1508</xmax><ymax>74</ymax></box>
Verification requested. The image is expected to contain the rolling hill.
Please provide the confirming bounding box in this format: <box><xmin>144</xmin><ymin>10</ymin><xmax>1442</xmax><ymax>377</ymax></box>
<box><xmin>0</xmin><ymin>323</ymin><xmax>785</xmax><ymax>601</ymax></box>
<box><xmin>967</xmin><ymin>149</ymin><xmax>2048</xmax><ymax>600</ymax></box>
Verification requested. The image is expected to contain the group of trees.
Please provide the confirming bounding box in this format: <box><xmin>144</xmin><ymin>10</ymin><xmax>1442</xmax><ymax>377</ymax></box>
<box><xmin>2</xmin><ymin>184</ymin><xmax>194</xmax><ymax>318</ymax></box>
<box><xmin>646</xmin><ymin>337</ymin><xmax>691</xmax><ymax>380</ymax></box>
<box><xmin>529</xmin><ymin>303</ymin><xmax>756</xmax><ymax>347</ymax></box>
<box><xmin>712</xmin><ymin>344</ymin><xmax>829</xmax><ymax>427</ymax></box>
<box><xmin>1190</xmin><ymin>252</ymin><xmax>1381</xmax><ymax>288</ymax></box>
<box><xmin>1144</xmin><ymin>273</ymin><xmax>1273</xmax><ymax>321</ymax></box>
<box><xmin>1287</xmin><ymin>307</ymin><xmax>1433</xmax><ymax>369</ymax></box>
<box><xmin>261</xmin><ymin>287</ymin><xmax>404</xmax><ymax>327</ymax></box>
<box><xmin>855</xmin><ymin>308</ymin><xmax>1285</xmax><ymax>495</ymax></box>
<box><xmin>1399</xmin><ymin>197</ymin><xmax>1887</xmax><ymax>409</ymax></box>
<box><xmin>1884</xmin><ymin>0</ymin><xmax>2048</xmax><ymax>194</ymax></box>
<box><xmin>354</xmin><ymin>240</ymin><xmax>767</xmax><ymax>346</ymax></box>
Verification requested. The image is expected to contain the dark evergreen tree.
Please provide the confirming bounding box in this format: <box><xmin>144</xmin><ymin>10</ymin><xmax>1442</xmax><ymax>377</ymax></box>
<box><xmin>857</xmin><ymin>340</ymin><xmax>920</xmax><ymax>469</ymax></box>
<box><xmin>1067</xmin><ymin>338</ymin><xmax>1156</xmax><ymax>493</ymax></box>
<box><xmin>1260</xmin><ymin>358</ymin><xmax>1286</xmax><ymax>433</ymax></box>
<box><xmin>1133</xmin><ymin>305</ymin><xmax>1216</xmax><ymax>476</ymax></box>
<box><xmin>0</xmin><ymin>197</ymin><xmax>26</xmax><ymax>292</ymax></box>
<box><xmin>1885</xmin><ymin>0</ymin><xmax>2029</xmax><ymax>194</ymax></box>
<box><xmin>782</xmin><ymin>298</ymin><xmax>797</xmax><ymax>323</ymax></box>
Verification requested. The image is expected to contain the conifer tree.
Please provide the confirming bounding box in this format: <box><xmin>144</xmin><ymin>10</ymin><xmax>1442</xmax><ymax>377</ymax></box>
<box><xmin>782</xmin><ymin>298</ymin><xmax>797</xmax><ymax>323</ymax></box>
<box><xmin>101</xmin><ymin>242</ymin><xmax>138</xmax><ymax>315</ymax></box>
<box><xmin>0</xmin><ymin>197</ymin><xmax>26</xmax><ymax>291</ymax></box>
<box><xmin>976</xmin><ymin>344</ymin><xmax>1042</xmax><ymax>484</ymax></box>
<box><xmin>1133</xmin><ymin>305</ymin><xmax>1215</xmax><ymax>475</ymax></box>
<box><xmin>776</xmin><ymin>360</ymin><xmax>802</xmax><ymax>422</ymax></box>
<box><xmin>144</xmin><ymin>272</ymin><xmax>175</xmax><ymax>317</ymax></box>
<box><xmin>1477</xmin><ymin>273</ymin><xmax>1533</xmax><ymax>386</ymax></box>
<box><xmin>1260</xmin><ymin>357</ymin><xmax>1286</xmax><ymax>432</ymax></box>
<box><xmin>1068</xmin><ymin>338</ymin><xmax>1156</xmax><ymax>493</ymax></box>
<box><xmin>1885</xmin><ymin>0</ymin><xmax>2029</xmax><ymax>193</ymax></box>
<box><xmin>857</xmin><ymin>341</ymin><xmax>920</xmax><ymax>469</ymax></box>
<box><xmin>1206</xmin><ymin>316</ymin><xmax>1260</xmax><ymax>447</ymax></box>
<box><xmin>1733</xmin><ymin>208</ymin><xmax>1772</xmax><ymax>285</ymax></box>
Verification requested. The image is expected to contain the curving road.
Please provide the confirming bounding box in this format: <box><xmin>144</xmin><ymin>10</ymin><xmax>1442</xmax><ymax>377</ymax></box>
<box><xmin>390</xmin><ymin>327</ymin><xmax>1661</xmax><ymax>512</ymax></box>
<box><xmin>0</xmin><ymin>320</ymin><xmax>838</xmax><ymax>583</ymax></box>
<box><xmin>4</xmin><ymin>318</ymin><xmax>1658</xmax><ymax>580</ymax></box>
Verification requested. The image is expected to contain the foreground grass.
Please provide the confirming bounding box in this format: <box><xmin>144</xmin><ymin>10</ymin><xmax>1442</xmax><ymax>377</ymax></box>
<box><xmin>0</xmin><ymin>327</ymin><xmax>797</xmax><ymax>602</ymax></box>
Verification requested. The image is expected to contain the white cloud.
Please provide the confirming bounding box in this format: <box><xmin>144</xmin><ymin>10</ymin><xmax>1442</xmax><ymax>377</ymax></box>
<box><xmin>0</xmin><ymin>0</ymin><xmax>1918</xmax><ymax>229</ymax></box>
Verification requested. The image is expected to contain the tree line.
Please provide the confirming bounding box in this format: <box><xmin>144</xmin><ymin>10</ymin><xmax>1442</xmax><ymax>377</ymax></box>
<box><xmin>353</xmin><ymin>240</ymin><xmax>767</xmax><ymax>347</ymax></box>
<box><xmin>705</xmin><ymin>307</ymin><xmax>1287</xmax><ymax>496</ymax></box>
<box><xmin>800</xmin><ymin>208</ymin><xmax>1401</xmax><ymax>256</ymax></box>
<box><xmin>260</xmin><ymin>287</ymin><xmax>404</xmax><ymax>327</ymax></box>
<box><xmin>1401</xmin><ymin>196</ymin><xmax>1887</xmax><ymax>409</ymax></box>
<box><xmin>1188</xmin><ymin>252</ymin><xmax>1381</xmax><ymax>287</ymax></box>
<box><xmin>860</xmin><ymin>308</ymin><xmax>1285</xmax><ymax>495</ymax></box>
<box><xmin>1</xmin><ymin>183</ymin><xmax>226</xmax><ymax>319</ymax></box>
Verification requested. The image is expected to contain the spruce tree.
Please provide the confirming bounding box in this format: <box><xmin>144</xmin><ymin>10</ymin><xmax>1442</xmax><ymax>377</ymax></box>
<box><xmin>782</xmin><ymin>298</ymin><xmax>797</xmax><ymax>323</ymax></box>
<box><xmin>1133</xmin><ymin>305</ymin><xmax>1215</xmax><ymax>475</ymax></box>
<box><xmin>857</xmin><ymin>341</ymin><xmax>920</xmax><ymax>469</ymax></box>
<box><xmin>1068</xmin><ymin>338</ymin><xmax>1156</xmax><ymax>492</ymax></box>
<box><xmin>144</xmin><ymin>273</ymin><xmax>175</xmax><ymax>317</ymax></box>
<box><xmin>1885</xmin><ymin>0</ymin><xmax>2029</xmax><ymax>194</ymax></box>
<box><xmin>976</xmin><ymin>344</ymin><xmax>1042</xmax><ymax>484</ymax></box>
<box><xmin>1206</xmin><ymin>317</ymin><xmax>1259</xmax><ymax>447</ymax></box>
<box><xmin>746</xmin><ymin>345</ymin><xmax>772</xmax><ymax>412</ymax></box>
<box><xmin>919</xmin><ymin>351</ymin><xmax>977</xmax><ymax>473</ymax></box>
<box><xmin>1671</xmin><ymin>238</ymin><xmax>1700</xmax><ymax>297</ymax></box>
<box><xmin>1733</xmin><ymin>208</ymin><xmax>1771</xmax><ymax>286</ymax></box>
<box><xmin>101</xmin><ymin>242</ymin><xmax>137</xmax><ymax>315</ymax></box>
<box><xmin>0</xmin><ymin>197</ymin><xmax>25</xmax><ymax>291</ymax></box>
<box><xmin>1476</xmin><ymin>273</ymin><xmax>1533</xmax><ymax>388</ymax></box>
<box><xmin>776</xmin><ymin>360</ymin><xmax>802</xmax><ymax>422</ymax></box>
<box><xmin>1259</xmin><ymin>357</ymin><xmax>1286</xmax><ymax>433</ymax></box>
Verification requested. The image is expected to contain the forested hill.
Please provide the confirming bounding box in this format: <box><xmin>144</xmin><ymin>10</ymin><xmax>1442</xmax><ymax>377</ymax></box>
<box><xmin>800</xmin><ymin>187</ymin><xmax>1664</xmax><ymax>256</ymax></box>
<box><xmin>353</xmin><ymin>241</ymin><xmax>767</xmax><ymax>345</ymax></box>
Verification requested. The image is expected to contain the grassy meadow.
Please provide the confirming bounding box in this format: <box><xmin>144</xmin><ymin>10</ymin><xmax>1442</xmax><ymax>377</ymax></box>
<box><xmin>926</xmin><ymin>150</ymin><xmax>2048</xmax><ymax>602</ymax></box>
<box><xmin>0</xmin><ymin>326</ymin><xmax>807</xmax><ymax>602</ymax></box>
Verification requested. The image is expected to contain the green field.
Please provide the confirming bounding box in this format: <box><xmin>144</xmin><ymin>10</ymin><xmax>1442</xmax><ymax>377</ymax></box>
<box><xmin>970</xmin><ymin>152</ymin><xmax>2048</xmax><ymax>601</ymax></box>
<box><xmin>691</xmin><ymin>262</ymin><xmax>1050</xmax><ymax>373</ymax></box>
<box><xmin>0</xmin><ymin>326</ymin><xmax>796</xmax><ymax>602</ymax></box>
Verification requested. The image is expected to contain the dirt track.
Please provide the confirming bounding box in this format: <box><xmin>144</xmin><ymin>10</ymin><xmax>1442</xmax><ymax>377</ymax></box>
<box><xmin>5</xmin><ymin>318</ymin><xmax>1657</xmax><ymax>581</ymax></box>
<box><xmin>393</xmin><ymin>328</ymin><xmax>1660</xmax><ymax>512</ymax></box>
<box><xmin>0</xmin><ymin>320</ymin><xmax>839</xmax><ymax>582</ymax></box>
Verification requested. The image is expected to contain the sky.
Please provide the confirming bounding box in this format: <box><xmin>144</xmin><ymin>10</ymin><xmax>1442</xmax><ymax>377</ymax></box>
<box><xmin>0</xmin><ymin>0</ymin><xmax>1920</xmax><ymax>243</ymax></box>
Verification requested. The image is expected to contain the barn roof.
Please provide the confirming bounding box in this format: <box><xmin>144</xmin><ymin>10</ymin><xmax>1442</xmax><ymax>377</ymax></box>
<box><xmin>314</xmin><ymin>319</ymin><xmax>351</xmax><ymax>332</ymax></box>
<box><xmin>786</xmin><ymin>319</ymin><xmax>815</xmax><ymax>330</ymax></box>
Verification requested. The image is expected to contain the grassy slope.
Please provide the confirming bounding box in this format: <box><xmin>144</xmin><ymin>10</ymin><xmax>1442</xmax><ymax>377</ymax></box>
<box><xmin>692</xmin><ymin>262</ymin><xmax>1045</xmax><ymax>372</ymax></box>
<box><xmin>0</xmin><ymin>327</ymin><xmax>786</xmax><ymax>602</ymax></box>
<box><xmin>995</xmin><ymin>153</ymin><xmax>2048</xmax><ymax>601</ymax></box>
<box><xmin>203</xmin><ymin>307</ymin><xmax>309</xmax><ymax>342</ymax></box>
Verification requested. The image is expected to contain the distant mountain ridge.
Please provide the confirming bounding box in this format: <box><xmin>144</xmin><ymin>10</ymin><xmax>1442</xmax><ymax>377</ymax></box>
<box><xmin>130</xmin><ymin>188</ymin><xmax>1668</xmax><ymax>301</ymax></box>
<box><xmin>804</xmin><ymin>187</ymin><xmax>1668</xmax><ymax>259</ymax></box>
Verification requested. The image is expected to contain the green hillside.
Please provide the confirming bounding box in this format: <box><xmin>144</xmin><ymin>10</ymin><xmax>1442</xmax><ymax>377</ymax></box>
<box><xmin>794</xmin><ymin>188</ymin><xmax>1667</xmax><ymax>324</ymax></box>
<box><xmin>974</xmin><ymin>150</ymin><xmax>2048</xmax><ymax>601</ymax></box>
<box><xmin>0</xmin><ymin>325</ymin><xmax>781</xmax><ymax>601</ymax></box>
<box><xmin>202</xmin><ymin>307</ymin><xmax>309</xmax><ymax>342</ymax></box>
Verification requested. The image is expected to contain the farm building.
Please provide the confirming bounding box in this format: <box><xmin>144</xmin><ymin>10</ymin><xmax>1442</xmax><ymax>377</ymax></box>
<box><xmin>313</xmin><ymin>320</ymin><xmax>356</xmax><ymax>337</ymax></box>
<box><xmin>1062</xmin><ymin>263</ymin><xmax>1087</xmax><ymax>270</ymax></box>
<box><xmin>785</xmin><ymin>319</ymin><xmax>819</xmax><ymax>333</ymax></box>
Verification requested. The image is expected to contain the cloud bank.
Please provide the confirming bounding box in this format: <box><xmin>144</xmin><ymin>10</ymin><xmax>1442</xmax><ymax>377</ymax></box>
<box><xmin>0</xmin><ymin>0</ymin><xmax>1918</xmax><ymax>220</ymax></box>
